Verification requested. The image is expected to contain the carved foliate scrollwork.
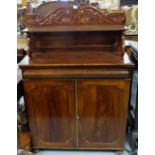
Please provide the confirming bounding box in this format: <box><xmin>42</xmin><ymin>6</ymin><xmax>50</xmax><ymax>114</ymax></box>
<box><xmin>78</xmin><ymin>6</ymin><xmax>125</xmax><ymax>25</ymax></box>
<box><xmin>26</xmin><ymin>3</ymin><xmax>125</xmax><ymax>27</ymax></box>
<box><xmin>35</xmin><ymin>7</ymin><xmax>75</xmax><ymax>25</ymax></box>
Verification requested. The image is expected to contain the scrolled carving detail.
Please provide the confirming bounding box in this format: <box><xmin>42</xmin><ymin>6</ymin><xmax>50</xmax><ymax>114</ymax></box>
<box><xmin>35</xmin><ymin>7</ymin><xmax>75</xmax><ymax>25</ymax></box>
<box><xmin>26</xmin><ymin>8</ymin><xmax>73</xmax><ymax>26</ymax></box>
<box><xmin>78</xmin><ymin>6</ymin><xmax>107</xmax><ymax>24</ymax></box>
<box><xmin>26</xmin><ymin>4</ymin><xmax>125</xmax><ymax>27</ymax></box>
<box><xmin>77</xmin><ymin>6</ymin><xmax>125</xmax><ymax>25</ymax></box>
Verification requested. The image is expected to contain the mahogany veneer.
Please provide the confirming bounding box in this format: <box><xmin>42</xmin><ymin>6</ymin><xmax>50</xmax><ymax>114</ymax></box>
<box><xmin>19</xmin><ymin>1</ymin><xmax>134</xmax><ymax>151</ymax></box>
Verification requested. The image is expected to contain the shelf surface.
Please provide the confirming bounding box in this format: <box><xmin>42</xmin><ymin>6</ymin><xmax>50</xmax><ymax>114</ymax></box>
<box><xmin>23</xmin><ymin>25</ymin><xmax>127</xmax><ymax>33</ymax></box>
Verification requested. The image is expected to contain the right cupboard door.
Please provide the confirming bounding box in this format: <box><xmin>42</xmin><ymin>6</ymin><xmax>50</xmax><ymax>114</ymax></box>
<box><xmin>77</xmin><ymin>79</ymin><xmax>130</xmax><ymax>150</ymax></box>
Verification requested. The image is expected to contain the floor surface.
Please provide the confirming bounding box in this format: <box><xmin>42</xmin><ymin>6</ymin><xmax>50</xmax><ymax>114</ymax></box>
<box><xmin>36</xmin><ymin>150</ymin><xmax>130</xmax><ymax>155</ymax></box>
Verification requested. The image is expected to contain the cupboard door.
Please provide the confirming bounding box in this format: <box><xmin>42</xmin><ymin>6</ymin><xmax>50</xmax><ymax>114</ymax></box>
<box><xmin>77</xmin><ymin>79</ymin><xmax>130</xmax><ymax>150</ymax></box>
<box><xmin>24</xmin><ymin>80</ymin><xmax>76</xmax><ymax>149</ymax></box>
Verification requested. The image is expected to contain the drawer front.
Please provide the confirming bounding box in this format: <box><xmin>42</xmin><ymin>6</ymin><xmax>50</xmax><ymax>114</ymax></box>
<box><xmin>22</xmin><ymin>67</ymin><xmax>131</xmax><ymax>79</ymax></box>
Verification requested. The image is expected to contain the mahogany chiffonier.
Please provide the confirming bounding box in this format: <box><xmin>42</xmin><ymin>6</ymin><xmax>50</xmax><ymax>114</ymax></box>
<box><xmin>19</xmin><ymin>1</ymin><xmax>134</xmax><ymax>152</ymax></box>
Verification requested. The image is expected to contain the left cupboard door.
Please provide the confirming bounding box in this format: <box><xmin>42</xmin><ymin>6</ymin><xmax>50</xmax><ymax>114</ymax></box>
<box><xmin>24</xmin><ymin>80</ymin><xmax>76</xmax><ymax>149</ymax></box>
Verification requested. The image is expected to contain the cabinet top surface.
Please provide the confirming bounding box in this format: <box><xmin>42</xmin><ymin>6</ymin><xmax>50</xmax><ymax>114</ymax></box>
<box><xmin>19</xmin><ymin>52</ymin><xmax>134</xmax><ymax>68</ymax></box>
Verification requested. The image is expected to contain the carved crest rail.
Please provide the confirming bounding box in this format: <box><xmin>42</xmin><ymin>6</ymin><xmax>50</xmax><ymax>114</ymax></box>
<box><xmin>26</xmin><ymin>2</ymin><xmax>125</xmax><ymax>27</ymax></box>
